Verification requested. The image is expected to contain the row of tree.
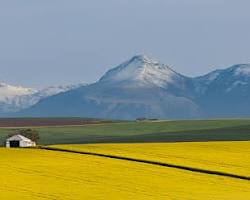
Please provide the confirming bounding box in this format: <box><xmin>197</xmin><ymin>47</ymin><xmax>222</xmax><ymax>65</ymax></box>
<box><xmin>8</xmin><ymin>129</ymin><xmax>40</xmax><ymax>142</ymax></box>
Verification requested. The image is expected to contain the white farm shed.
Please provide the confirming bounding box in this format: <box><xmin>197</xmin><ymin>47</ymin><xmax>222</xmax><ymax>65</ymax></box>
<box><xmin>6</xmin><ymin>134</ymin><xmax>36</xmax><ymax>148</ymax></box>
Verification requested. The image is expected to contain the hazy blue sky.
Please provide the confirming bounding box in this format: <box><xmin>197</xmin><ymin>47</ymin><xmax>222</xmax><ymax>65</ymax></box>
<box><xmin>0</xmin><ymin>0</ymin><xmax>250</xmax><ymax>88</ymax></box>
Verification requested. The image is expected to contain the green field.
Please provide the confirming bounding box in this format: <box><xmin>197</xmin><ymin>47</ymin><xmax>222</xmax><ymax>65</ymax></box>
<box><xmin>1</xmin><ymin>119</ymin><xmax>250</xmax><ymax>145</ymax></box>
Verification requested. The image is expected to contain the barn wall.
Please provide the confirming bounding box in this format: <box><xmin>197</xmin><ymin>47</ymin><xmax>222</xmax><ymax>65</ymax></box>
<box><xmin>5</xmin><ymin>137</ymin><xmax>36</xmax><ymax>148</ymax></box>
<box><xmin>20</xmin><ymin>141</ymin><xmax>25</xmax><ymax>147</ymax></box>
<box><xmin>20</xmin><ymin>141</ymin><xmax>35</xmax><ymax>147</ymax></box>
<box><xmin>6</xmin><ymin>141</ymin><xmax>10</xmax><ymax>148</ymax></box>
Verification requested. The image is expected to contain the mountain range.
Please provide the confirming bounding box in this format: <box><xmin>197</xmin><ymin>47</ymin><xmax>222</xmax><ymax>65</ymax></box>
<box><xmin>0</xmin><ymin>83</ymin><xmax>85</xmax><ymax>115</ymax></box>
<box><xmin>2</xmin><ymin>55</ymin><xmax>250</xmax><ymax>119</ymax></box>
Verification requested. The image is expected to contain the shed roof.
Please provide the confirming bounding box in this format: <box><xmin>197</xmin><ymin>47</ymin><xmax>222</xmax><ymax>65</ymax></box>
<box><xmin>6</xmin><ymin>134</ymin><xmax>33</xmax><ymax>142</ymax></box>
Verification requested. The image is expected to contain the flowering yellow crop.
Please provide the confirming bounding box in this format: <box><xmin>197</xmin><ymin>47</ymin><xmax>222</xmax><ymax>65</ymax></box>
<box><xmin>0</xmin><ymin>147</ymin><xmax>250</xmax><ymax>199</ymax></box>
<box><xmin>54</xmin><ymin>141</ymin><xmax>250</xmax><ymax>177</ymax></box>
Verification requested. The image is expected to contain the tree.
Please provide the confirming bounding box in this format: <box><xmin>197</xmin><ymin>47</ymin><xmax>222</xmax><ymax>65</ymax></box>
<box><xmin>9</xmin><ymin>129</ymin><xmax>40</xmax><ymax>143</ymax></box>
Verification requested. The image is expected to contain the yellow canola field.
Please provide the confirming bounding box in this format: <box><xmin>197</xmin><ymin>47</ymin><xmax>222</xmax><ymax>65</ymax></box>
<box><xmin>0</xmin><ymin>148</ymin><xmax>250</xmax><ymax>200</ymax></box>
<box><xmin>53</xmin><ymin>141</ymin><xmax>250</xmax><ymax>177</ymax></box>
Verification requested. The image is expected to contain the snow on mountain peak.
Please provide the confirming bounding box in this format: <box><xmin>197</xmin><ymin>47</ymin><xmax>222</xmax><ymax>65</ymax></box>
<box><xmin>233</xmin><ymin>64</ymin><xmax>250</xmax><ymax>76</ymax></box>
<box><xmin>99</xmin><ymin>55</ymin><xmax>180</xmax><ymax>87</ymax></box>
<box><xmin>0</xmin><ymin>82</ymin><xmax>86</xmax><ymax>113</ymax></box>
<box><xmin>129</xmin><ymin>54</ymin><xmax>159</xmax><ymax>65</ymax></box>
<box><xmin>35</xmin><ymin>84</ymin><xmax>86</xmax><ymax>97</ymax></box>
<box><xmin>0</xmin><ymin>82</ymin><xmax>36</xmax><ymax>102</ymax></box>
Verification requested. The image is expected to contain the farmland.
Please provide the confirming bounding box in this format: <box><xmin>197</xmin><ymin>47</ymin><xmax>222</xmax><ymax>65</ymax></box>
<box><xmin>0</xmin><ymin>147</ymin><xmax>250</xmax><ymax>200</ymax></box>
<box><xmin>1</xmin><ymin>119</ymin><xmax>250</xmax><ymax>199</ymax></box>
<box><xmin>0</xmin><ymin>119</ymin><xmax>250</xmax><ymax>145</ymax></box>
<box><xmin>53</xmin><ymin>141</ymin><xmax>250</xmax><ymax>178</ymax></box>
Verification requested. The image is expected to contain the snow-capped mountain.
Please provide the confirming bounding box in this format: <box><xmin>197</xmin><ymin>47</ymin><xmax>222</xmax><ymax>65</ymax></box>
<box><xmin>14</xmin><ymin>83</ymin><xmax>87</xmax><ymax>110</ymax></box>
<box><xmin>0</xmin><ymin>83</ymin><xmax>36</xmax><ymax>102</ymax></box>
<box><xmin>193</xmin><ymin>69</ymin><xmax>223</xmax><ymax>95</ymax></box>
<box><xmin>205</xmin><ymin>64</ymin><xmax>250</xmax><ymax>93</ymax></box>
<box><xmin>100</xmin><ymin>55</ymin><xmax>196</xmax><ymax>98</ymax></box>
<box><xmin>0</xmin><ymin>83</ymin><xmax>85</xmax><ymax>114</ymax></box>
<box><xmin>0</xmin><ymin>83</ymin><xmax>36</xmax><ymax>113</ymax></box>
<box><xmin>3</xmin><ymin>55</ymin><xmax>250</xmax><ymax>119</ymax></box>
<box><xmin>197</xmin><ymin>64</ymin><xmax>250</xmax><ymax>117</ymax></box>
<box><xmin>18</xmin><ymin>55</ymin><xmax>201</xmax><ymax>119</ymax></box>
<box><xmin>100</xmin><ymin>55</ymin><xmax>182</xmax><ymax>87</ymax></box>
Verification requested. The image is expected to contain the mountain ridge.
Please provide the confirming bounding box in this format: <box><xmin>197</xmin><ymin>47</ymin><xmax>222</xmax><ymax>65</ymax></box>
<box><xmin>0</xmin><ymin>83</ymin><xmax>86</xmax><ymax>114</ymax></box>
<box><xmin>2</xmin><ymin>55</ymin><xmax>250</xmax><ymax>119</ymax></box>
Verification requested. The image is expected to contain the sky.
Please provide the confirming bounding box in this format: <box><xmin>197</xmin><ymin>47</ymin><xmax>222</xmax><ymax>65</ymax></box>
<box><xmin>0</xmin><ymin>0</ymin><xmax>250</xmax><ymax>88</ymax></box>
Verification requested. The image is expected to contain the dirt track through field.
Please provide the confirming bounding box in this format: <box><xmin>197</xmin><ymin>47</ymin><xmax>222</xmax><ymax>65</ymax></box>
<box><xmin>40</xmin><ymin>146</ymin><xmax>250</xmax><ymax>182</ymax></box>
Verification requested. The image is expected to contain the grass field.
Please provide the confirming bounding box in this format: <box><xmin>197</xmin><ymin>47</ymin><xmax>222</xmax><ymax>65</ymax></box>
<box><xmin>0</xmin><ymin>117</ymin><xmax>116</xmax><ymax>127</ymax></box>
<box><xmin>0</xmin><ymin>147</ymin><xmax>250</xmax><ymax>200</ymax></box>
<box><xmin>53</xmin><ymin>141</ymin><xmax>250</xmax><ymax>178</ymax></box>
<box><xmin>1</xmin><ymin>119</ymin><xmax>250</xmax><ymax>145</ymax></box>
